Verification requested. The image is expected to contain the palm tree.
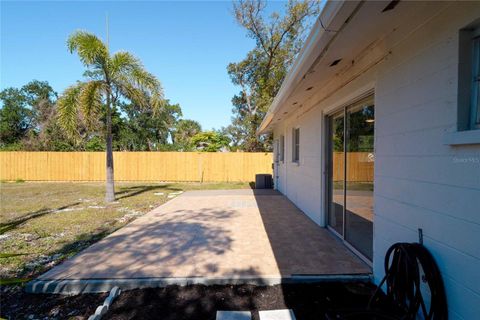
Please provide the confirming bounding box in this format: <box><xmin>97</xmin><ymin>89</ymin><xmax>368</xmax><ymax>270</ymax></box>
<box><xmin>173</xmin><ymin>119</ymin><xmax>202</xmax><ymax>150</ymax></box>
<box><xmin>57</xmin><ymin>31</ymin><xmax>163</xmax><ymax>202</ymax></box>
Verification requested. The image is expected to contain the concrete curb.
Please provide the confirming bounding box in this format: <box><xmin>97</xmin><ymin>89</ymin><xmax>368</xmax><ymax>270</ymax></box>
<box><xmin>25</xmin><ymin>274</ymin><xmax>372</xmax><ymax>294</ymax></box>
<box><xmin>87</xmin><ymin>286</ymin><xmax>121</xmax><ymax>320</ymax></box>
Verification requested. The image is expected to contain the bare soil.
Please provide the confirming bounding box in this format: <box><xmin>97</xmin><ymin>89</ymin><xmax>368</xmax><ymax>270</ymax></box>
<box><xmin>106</xmin><ymin>282</ymin><xmax>393</xmax><ymax>320</ymax></box>
<box><xmin>0</xmin><ymin>285</ymin><xmax>106</xmax><ymax>319</ymax></box>
<box><xmin>1</xmin><ymin>282</ymin><xmax>400</xmax><ymax>320</ymax></box>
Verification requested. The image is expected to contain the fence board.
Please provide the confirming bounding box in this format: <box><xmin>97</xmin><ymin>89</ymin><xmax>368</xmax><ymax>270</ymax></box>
<box><xmin>0</xmin><ymin>151</ymin><xmax>373</xmax><ymax>182</ymax></box>
<box><xmin>0</xmin><ymin>152</ymin><xmax>273</xmax><ymax>182</ymax></box>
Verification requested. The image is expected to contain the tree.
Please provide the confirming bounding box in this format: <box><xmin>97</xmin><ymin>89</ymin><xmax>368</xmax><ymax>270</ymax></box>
<box><xmin>220</xmin><ymin>123</ymin><xmax>246</xmax><ymax>152</ymax></box>
<box><xmin>0</xmin><ymin>80</ymin><xmax>64</xmax><ymax>150</ymax></box>
<box><xmin>173</xmin><ymin>119</ymin><xmax>202</xmax><ymax>151</ymax></box>
<box><xmin>191</xmin><ymin>131</ymin><xmax>230</xmax><ymax>152</ymax></box>
<box><xmin>115</xmin><ymin>100</ymin><xmax>181</xmax><ymax>151</ymax></box>
<box><xmin>17</xmin><ymin>81</ymin><xmax>75</xmax><ymax>151</ymax></box>
<box><xmin>0</xmin><ymin>88</ymin><xmax>33</xmax><ymax>148</ymax></box>
<box><xmin>57</xmin><ymin>31</ymin><xmax>164</xmax><ymax>202</ymax></box>
<box><xmin>227</xmin><ymin>0</ymin><xmax>319</xmax><ymax>151</ymax></box>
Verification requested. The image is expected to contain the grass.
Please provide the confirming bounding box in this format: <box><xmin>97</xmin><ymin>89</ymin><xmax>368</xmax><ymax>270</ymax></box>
<box><xmin>0</xmin><ymin>181</ymin><xmax>249</xmax><ymax>280</ymax></box>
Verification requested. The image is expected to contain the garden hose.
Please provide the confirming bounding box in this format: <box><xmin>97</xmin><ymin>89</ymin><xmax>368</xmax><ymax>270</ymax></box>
<box><xmin>367</xmin><ymin>242</ymin><xmax>448</xmax><ymax>320</ymax></box>
<box><xmin>326</xmin><ymin>242</ymin><xmax>448</xmax><ymax>320</ymax></box>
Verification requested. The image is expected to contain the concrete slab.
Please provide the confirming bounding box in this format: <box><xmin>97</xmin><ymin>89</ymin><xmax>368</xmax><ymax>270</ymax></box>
<box><xmin>216</xmin><ymin>311</ymin><xmax>252</xmax><ymax>320</ymax></box>
<box><xmin>259</xmin><ymin>309</ymin><xmax>296</xmax><ymax>320</ymax></box>
<box><xmin>28</xmin><ymin>189</ymin><xmax>371</xmax><ymax>293</ymax></box>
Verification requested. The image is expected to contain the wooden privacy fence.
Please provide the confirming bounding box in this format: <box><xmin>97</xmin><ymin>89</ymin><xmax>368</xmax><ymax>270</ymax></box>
<box><xmin>0</xmin><ymin>152</ymin><xmax>273</xmax><ymax>182</ymax></box>
<box><xmin>332</xmin><ymin>152</ymin><xmax>374</xmax><ymax>182</ymax></box>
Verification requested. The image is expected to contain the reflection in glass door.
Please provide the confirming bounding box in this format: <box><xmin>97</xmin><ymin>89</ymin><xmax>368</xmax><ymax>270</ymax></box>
<box><xmin>327</xmin><ymin>95</ymin><xmax>374</xmax><ymax>261</ymax></box>
<box><xmin>327</xmin><ymin>112</ymin><xmax>345</xmax><ymax>236</ymax></box>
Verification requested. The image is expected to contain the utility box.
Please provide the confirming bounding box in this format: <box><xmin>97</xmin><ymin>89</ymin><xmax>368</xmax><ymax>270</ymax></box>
<box><xmin>255</xmin><ymin>174</ymin><xmax>273</xmax><ymax>189</ymax></box>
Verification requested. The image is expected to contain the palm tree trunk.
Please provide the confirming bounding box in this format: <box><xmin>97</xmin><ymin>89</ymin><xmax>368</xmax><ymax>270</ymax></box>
<box><xmin>105</xmin><ymin>93</ymin><xmax>115</xmax><ymax>203</ymax></box>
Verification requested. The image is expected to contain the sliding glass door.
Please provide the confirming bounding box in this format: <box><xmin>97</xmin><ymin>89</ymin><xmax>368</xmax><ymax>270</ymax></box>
<box><xmin>328</xmin><ymin>112</ymin><xmax>345</xmax><ymax>236</ymax></box>
<box><xmin>327</xmin><ymin>95</ymin><xmax>374</xmax><ymax>261</ymax></box>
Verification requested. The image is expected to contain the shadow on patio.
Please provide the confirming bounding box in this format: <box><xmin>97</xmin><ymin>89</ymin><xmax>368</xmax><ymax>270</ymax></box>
<box><xmin>28</xmin><ymin>189</ymin><xmax>370</xmax><ymax>294</ymax></box>
<box><xmin>252</xmin><ymin>191</ymin><xmax>370</xmax><ymax>276</ymax></box>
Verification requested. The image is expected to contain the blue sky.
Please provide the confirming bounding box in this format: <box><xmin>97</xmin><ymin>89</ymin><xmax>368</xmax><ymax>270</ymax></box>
<box><xmin>1</xmin><ymin>0</ymin><xmax>286</xmax><ymax>130</ymax></box>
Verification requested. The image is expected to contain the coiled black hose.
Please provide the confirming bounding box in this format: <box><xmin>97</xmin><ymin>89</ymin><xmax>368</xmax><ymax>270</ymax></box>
<box><xmin>326</xmin><ymin>242</ymin><xmax>448</xmax><ymax>320</ymax></box>
<box><xmin>368</xmin><ymin>242</ymin><xmax>448</xmax><ymax>320</ymax></box>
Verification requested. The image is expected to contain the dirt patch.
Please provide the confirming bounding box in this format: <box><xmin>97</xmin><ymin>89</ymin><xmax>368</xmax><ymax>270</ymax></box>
<box><xmin>1</xmin><ymin>282</ymin><xmax>397</xmax><ymax>320</ymax></box>
<box><xmin>0</xmin><ymin>285</ymin><xmax>106</xmax><ymax>319</ymax></box>
<box><xmin>106</xmin><ymin>282</ymin><xmax>385</xmax><ymax>320</ymax></box>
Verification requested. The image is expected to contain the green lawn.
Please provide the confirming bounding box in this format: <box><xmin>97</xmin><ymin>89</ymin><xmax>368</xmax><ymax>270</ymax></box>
<box><xmin>0</xmin><ymin>181</ymin><xmax>249</xmax><ymax>282</ymax></box>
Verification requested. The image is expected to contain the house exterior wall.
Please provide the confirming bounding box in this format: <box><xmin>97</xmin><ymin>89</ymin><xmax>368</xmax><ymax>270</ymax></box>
<box><xmin>273</xmin><ymin>106</ymin><xmax>325</xmax><ymax>226</ymax></box>
<box><xmin>272</xmin><ymin>3</ymin><xmax>480</xmax><ymax>319</ymax></box>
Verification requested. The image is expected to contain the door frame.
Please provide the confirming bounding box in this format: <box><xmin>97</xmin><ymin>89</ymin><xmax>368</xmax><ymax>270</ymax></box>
<box><xmin>273</xmin><ymin>139</ymin><xmax>279</xmax><ymax>190</ymax></box>
<box><xmin>323</xmin><ymin>90</ymin><xmax>375</xmax><ymax>267</ymax></box>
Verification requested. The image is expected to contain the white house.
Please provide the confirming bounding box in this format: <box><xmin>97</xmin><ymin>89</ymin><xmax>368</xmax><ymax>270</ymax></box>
<box><xmin>258</xmin><ymin>1</ymin><xmax>480</xmax><ymax>319</ymax></box>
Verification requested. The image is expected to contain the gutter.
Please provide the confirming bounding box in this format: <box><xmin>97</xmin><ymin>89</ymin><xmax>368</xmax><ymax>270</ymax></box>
<box><xmin>257</xmin><ymin>0</ymin><xmax>361</xmax><ymax>135</ymax></box>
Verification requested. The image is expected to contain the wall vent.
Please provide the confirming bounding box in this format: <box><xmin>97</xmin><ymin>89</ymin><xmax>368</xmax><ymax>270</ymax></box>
<box><xmin>330</xmin><ymin>59</ymin><xmax>342</xmax><ymax>67</ymax></box>
<box><xmin>382</xmin><ymin>0</ymin><xmax>400</xmax><ymax>13</ymax></box>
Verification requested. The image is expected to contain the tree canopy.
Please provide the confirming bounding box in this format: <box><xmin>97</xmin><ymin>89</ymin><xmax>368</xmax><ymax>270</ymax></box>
<box><xmin>191</xmin><ymin>130</ymin><xmax>231</xmax><ymax>152</ymax></box>
<box><xmin>226</xmin><ymin>0</ymin><xmax>320</xmax><ymax>151</ymax></box>
<box><xmin>0</xmin><ymin>80</ymin><xmax>228</xmax><ymax>153</ymax></box>
<box><xmin>1</xmin><ymin>3</ymin><xmax>320</xmax><ymax>154</ymax></box>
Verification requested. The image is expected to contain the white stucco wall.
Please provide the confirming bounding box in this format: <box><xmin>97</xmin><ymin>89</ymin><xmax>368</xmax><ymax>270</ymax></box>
<box><xmin>272</xmin><ymin>3</ymin><xmax>480</xmax><ymax>319</ymax></box>
<box><xmin>273</xmin><ymin>106</ymin><xmax>325</xmax><ymax>226</ymax></box>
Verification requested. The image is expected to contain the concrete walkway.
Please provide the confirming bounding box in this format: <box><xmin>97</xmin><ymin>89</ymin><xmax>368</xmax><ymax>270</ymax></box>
<box><xmin>28</xmin><ymin>189</ymin><xmax>370</xmax><ymax>293</ymax></box>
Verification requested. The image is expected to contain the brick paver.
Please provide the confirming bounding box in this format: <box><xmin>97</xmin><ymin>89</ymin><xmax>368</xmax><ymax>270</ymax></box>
<box><xmin>39</xmin><ymin>190</ymin><xmax>370</xmax><ymax>281</ymax></box>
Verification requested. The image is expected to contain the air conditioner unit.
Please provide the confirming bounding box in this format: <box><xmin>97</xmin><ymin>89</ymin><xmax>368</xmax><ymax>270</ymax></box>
<box><xmin>255</xmin><ymin>174</ymin><xmax>273</xmax><ymax>189</ymax></box>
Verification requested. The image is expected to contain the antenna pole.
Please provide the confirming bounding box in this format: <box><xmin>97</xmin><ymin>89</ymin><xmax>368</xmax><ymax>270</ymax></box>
<box><xmin>106</xmin><ymin>13</ymin><xmax>109</xmax><ymax>50</ymax></box>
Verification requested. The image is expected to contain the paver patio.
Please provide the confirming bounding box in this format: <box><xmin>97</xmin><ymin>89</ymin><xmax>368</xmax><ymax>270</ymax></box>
<box><xmin>29</xmin><ymin>189</ymin><xmax>370</xmax><ymax>293</ymax></box>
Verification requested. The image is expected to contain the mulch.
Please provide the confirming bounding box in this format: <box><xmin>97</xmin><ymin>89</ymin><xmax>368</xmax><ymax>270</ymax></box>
<box><xmin>0</xmin><ymin>286</ymin><xmax>106</xmax><ymax>320</ymax></box>
<box><xmin>106</xmin><ymin>282</ymin><xmax>383</xmax><ymax>320</ymax></box>
<box><xmin>1</xmin><ymin>282</ymin><xmax>394</xmax><ymax>320</ymax></box>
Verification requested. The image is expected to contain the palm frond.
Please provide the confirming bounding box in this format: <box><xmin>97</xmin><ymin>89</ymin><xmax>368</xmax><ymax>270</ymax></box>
<box><xmin>67</xmin><ymin>31</ymin><xmax>108</xmax><ymax>67</ymax></box>
<box><xmin>79</xmin><ymin>81</ymin><xmax>104</xmax><ymax>130</ymax></box>
<box><xmin>110</xmin><ymin>51</ymin><xmax>142</xmax><ymax>74</ymax></box>
<box><xmin>130</xmin><ymin>67</ymin><xmax>163</xmax><ymax>96</ymax></box>
<box><xmin>57</xmin><ymin>83</ymin><xmax>83</xmax><ymax>139</ymax></box>
<box><xmin>150</xmin><ymin>91</ymin><xmax>165</xmax><ymax>115</ymax></box>
<box><xmin>115</xmin><ymin>77</ymin><xmax>149</xmax><ymax>108</ymax></box>
<box><xmin>110</xmin><ymin>51</ymin><xmax>164</xmax><ymax>110</ymax></box>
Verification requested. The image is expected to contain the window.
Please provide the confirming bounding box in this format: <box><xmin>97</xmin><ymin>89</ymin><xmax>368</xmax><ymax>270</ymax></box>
<box><xmin>471</xmin><ymin>35</ymin><xmax>480</xmax><ymax>129</ymax></box>
<box><xmin>274</xmin><ymin>140</ymin><xmax>279</xmax><ymax>162</ymax></box>
<box><xmin>279</xmin><ymin>135</ymin><xmax>285</xmax><ymax>162</ymax></box>
<box><xmin>458</xmin><ymin>23</ymin><xmax>480</xmax><ymax>131</ymax></box>
<box><xmin>292</xmin><ymin>128</ymin><xmax>300</xmax><ymax>163</ymax></box>
<box><xmin>448</xmin><ymin>22</ymin><xmax>480</xmax><ymax>145</ymax></box>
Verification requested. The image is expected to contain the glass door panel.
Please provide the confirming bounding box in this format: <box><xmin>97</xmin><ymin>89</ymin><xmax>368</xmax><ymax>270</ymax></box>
<box><xmin>327</xmin><ymin>112</ymin><xmax>345</xmax><ymax>236</ymax></box>
<box><xmin>345</xmin><ymin>98</ymin><xmax>374</xmax><ymax>260</ymax></box>
<box><xmin>327</xmin><ymin>94</ymin><xmax>374</xmax><ymax>262</ymax></box>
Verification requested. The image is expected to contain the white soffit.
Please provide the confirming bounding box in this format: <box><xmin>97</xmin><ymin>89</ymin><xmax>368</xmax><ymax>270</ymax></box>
<box><xmin>258</xmin><ymin>0</ymin><xmax>439</xmax><ymax>134</ymax></box>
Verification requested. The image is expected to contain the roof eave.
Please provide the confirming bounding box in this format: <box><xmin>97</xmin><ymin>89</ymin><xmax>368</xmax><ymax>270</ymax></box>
<box><xmin>257</xmin><ymin>0</ymin><xmax>356</xmax><ymax>135</ymax></box>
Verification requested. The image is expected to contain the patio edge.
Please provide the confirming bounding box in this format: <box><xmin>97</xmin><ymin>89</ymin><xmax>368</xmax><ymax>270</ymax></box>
<box><xmin>25</xmin><ymin>274</ymin><xmax>372</xmax><ymax>294</ymax></box>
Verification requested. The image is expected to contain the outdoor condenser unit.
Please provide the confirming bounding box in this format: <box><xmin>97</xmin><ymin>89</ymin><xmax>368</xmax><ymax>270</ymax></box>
<box><xmin>255</xmin><ymin>174</ymin><xmax>273</xmax><ymax>189</ymax></box>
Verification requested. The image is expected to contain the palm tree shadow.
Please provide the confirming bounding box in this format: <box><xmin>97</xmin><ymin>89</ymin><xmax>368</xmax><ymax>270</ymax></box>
<box><xmin>115</xmin><ymin>185</ymin><xmax>182</xmax><ymax>200</ymax></box>
<box><xmin>0</xmin><ymin>202</ymin><xmax>81</xmax><ymax>235</ymax></box>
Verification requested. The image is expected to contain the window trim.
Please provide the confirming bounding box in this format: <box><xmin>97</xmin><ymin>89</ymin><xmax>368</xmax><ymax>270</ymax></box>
<box><xmin>279</xmin><ymin>135</ymin><xmax>285</xmax><ymax>162</ymax></box>
<box><xmin>471</xmin><ymin>35</ymin><xmax>480</xmax><ymax>130</ymax></box>
<box><xmin>445</xmin><ymin>21</ymin><xmax>480</xmax><ymax>145</ymax></box>
<box><xmin>292</xmin><ymin>128</ymin><xmax>300</xmax><ymax>163</ymax></box>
